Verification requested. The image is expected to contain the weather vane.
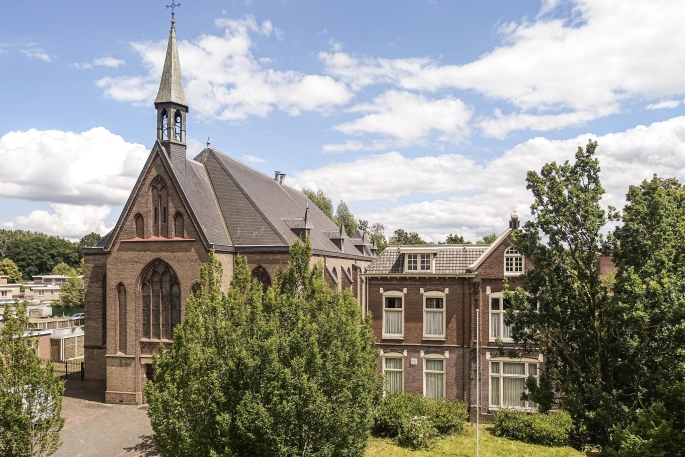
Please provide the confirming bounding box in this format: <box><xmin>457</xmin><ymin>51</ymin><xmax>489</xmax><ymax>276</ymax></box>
<box><xmin>166</xmin><ymin>1</ymin><xmax>181</xmax><ymax>22</ymax></box>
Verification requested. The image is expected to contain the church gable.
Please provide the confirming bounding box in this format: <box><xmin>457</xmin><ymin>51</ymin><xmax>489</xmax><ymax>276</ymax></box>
<box><xmin>110</xmin><ymin>146</ymin><xmax>200</xmax><ymax>249</ymax></box>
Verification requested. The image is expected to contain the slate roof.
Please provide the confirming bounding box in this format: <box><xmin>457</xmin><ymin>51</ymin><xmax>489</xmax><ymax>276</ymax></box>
<box><xmin>365</xmin><ymin>245</ymin><xmax>489</xmax><ymax>274</ymax></box>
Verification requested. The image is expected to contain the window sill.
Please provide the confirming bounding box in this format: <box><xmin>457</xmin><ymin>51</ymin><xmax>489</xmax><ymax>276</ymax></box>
<box><xmin>489</xmin><ymin>338</ymin><xmax>514</xmax><ymax>343</ymax></box>
<box><xmin>423</xmin><ymin>336</ymin><xmax>446</xmax><ymax>341</ymax></box>
<box><xmin>382</xmin><ymin>335</ymin><xmax>405</xmax><ymax>340</ymax></box>
<box><xmin>503</xmin><ymin>272</ymin><xmax>523</xmax><ymax>277</ymax></box>
<box><xmin>140</xmin><ymin>338</ymin><xmax>173</xmax><ymax>344</ymax></box>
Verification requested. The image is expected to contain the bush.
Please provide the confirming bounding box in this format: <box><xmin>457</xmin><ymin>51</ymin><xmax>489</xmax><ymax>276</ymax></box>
<box><xmin>397</xmin><ymin>416</ymin><xmax>438</xmax><ymax>450</ymax></box>
<box><xmin>375</xmin><ymin>392</ymin><xmax>468</xmax><ymax>441</ymax></box>
<box><xmin>493</xmin><ymin>409</ymin><xmax>572</xmax><ymax>447</ymax></box>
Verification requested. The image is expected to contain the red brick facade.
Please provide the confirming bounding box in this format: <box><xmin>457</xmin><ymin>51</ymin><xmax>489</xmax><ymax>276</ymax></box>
<box><xmin>364</xmin><ymin>232</ymin><xmax>537</xmax><ymax>421</ymax></box>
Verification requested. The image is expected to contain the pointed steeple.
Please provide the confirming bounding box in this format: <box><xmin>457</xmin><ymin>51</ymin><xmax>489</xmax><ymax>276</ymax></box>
<box><xmin>155</xmin><ymin>22</ymin><xmax>187</xmax><ymax>106</ymax></box>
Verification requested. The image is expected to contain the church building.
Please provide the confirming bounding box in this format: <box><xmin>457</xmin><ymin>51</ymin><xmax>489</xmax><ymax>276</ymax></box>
<box><xmin>82</xmin><ymin>20</ymin><xmax>376</xmax><ymax>404</ymax></box>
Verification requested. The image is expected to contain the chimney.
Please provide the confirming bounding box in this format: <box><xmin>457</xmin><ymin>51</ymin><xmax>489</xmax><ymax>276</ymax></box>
<box><xmin>279</xmin><ymin>173</ymin><xmax>286</xmax><ymax>185</ymax></box>
<box><xmin>274</xmin><ymin>171</ymin><xmax>281</xmax><ymax>181</ymax></box>
<box><xmin>509</xmin><ymin>212</ymin><xmax>520</xmax><ymax>229</ymax></box>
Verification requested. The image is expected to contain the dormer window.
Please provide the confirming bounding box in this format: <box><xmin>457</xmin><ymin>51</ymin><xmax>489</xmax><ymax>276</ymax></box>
<box><xmin>405</xmin><ymin>253</ymin><xmax>432</xmax><ymax>272</ymax></box>
<box><xmin>504</xmin><ymin>247</ymin><xmax>524</xmax><ymax>275</ymax></box>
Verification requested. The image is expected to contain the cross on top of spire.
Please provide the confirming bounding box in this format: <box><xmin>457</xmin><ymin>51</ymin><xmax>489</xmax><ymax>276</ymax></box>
<box><xmin>166</xmin><ymin>1</ymin><xmax>181</xmax><ymax>22</ymax></box>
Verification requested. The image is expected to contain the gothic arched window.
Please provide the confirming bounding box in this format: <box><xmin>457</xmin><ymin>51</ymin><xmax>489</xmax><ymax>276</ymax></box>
<box><xmin>117</xmin><ymin>283</ymin><xmax>127</xmax><ymax>353</ymax></box>
<box><xmin>150</xmin><ymin>177</ymin><xmax>169</xmax><ymax>238</ymax></box>
<box><xmin>135</xmin><ymin>214</ymin><xmax>144</xmax><ymax>238</ymax></box>
<box><xmin>141</xmin><ymin>260</ymin><xmax>181</xmax><ymax>340</ymax></box>
<box><xmin>174</xmin><ymin>212</ymin><xmax>184</xmax><ymax>238</ymax></box>
<box><xmin>174</xmin><ymin>110</ymin><xmax>182</xmax><ymax>141</ymax></box>
<box><xmin>251</xmin><ymin>266</ymin><xmax>271</xmax><ymax>293</ymax></box>
<box><xmin>160</xmin><ymin>109</ymin><xmax>169</xmax><ymax>141</ymax></box>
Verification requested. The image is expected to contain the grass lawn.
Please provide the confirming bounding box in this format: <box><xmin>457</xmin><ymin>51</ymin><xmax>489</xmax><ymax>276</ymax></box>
<box><xmin>366</xmin><ymin>425</ymin><xmax>584</xmax><ymax>457</ymax></box>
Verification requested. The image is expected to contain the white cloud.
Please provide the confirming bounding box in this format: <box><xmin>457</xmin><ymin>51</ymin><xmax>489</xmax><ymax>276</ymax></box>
<box><xmin>3</xmin><ymin>203</ymin><xmax>114</xmax><ymax>239</ymax></box>
<box><xmin>330</xmin><ymin>91</ymin><xmax>472</xmax><ymax>149</ymax></box>
<box><xmin>0</xmin><ymin>127</ymin><xmax>148</xmax><ymax>206</ymax></box>
<box><xmin>93</xmin><ymin>57</ymin><xmax>125</xmax><ymax>68</ymax></box>
<box><xmin>291</xmin><ymin>116</ymin><xmax>685</xmax><ymax>241</ymax></box>
<box><xmin>646</xmin><ymin>100</ymin><xmax>681</xmax><ymax>110</ymax></box>
<box><xmin>98</xmin><ymin>15</ymin><xmax>352</xmax><ymax>120</ymax></box>
<box><xmin>20</xmin><ymin>47</ymin><xmax>50</xmax><ymax>62</ymax></box>
<box><xmin>328</xmin><ymin>38</ymin><xmax>344</xmax><ymax>52</ymax></box>
<box><xmin>320</xmin><ymin>0</ymin><xmax>685</xmax><ymax>137</ymax></box>
<box><xmin>243</xmin><ymin>154</ymin><xmax>265</xmax><ymax>163</ymax></box>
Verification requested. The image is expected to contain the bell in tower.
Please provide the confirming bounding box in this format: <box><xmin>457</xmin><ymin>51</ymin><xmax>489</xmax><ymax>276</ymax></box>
<box><xmin>154</xmin><ymin>18</ymin><xmax>188</xmax><ymax>171</ymax></box>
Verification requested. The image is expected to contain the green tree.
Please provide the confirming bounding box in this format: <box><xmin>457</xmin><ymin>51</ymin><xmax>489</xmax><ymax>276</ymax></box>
<box><xmin>440</xmin><ymin>234</ymin><xmax>470</xmax><ymax>244</ymax></box>
<box><xmin>476</xmin><ymin>234</ymin><xmax>497</xmax><ymax>244</ymax></box>
<box><xmin>335</xmin><ymin>201</ymin><xmax>357</xmax><ymax>237</ymax></box>
<box><xmin>59</xmin><ymin>274</ymin><xmax>84</xmax><ymax>309</ymax></box>
<box><xmin>78</xmin><ymin>232</ymin><xmax>102</xmax><ymax>249</ymax></box>
<box><xmin>5</xmin><ymin>234</ymin><xmax>80</xmax><ymax>279</ymax></box>
<box><xmin>145</xmin><ymin>240</ymin><xmax>382</xmax><ymax>457</ymax></box>
<box><xmin>0</xmin><ymin>301</ymin><xmax>65</xmax><ymax>456</ymax></box>
<box><xmin>389</xmin><ymin>229</ymin><xmax>426</xmax><ymax>246</ymax></box>
<box><xmin>303</xmin><ymin>189</ymin><xmax>335</xmax><ymax>221</ymax></box>
<box><xmin>505</xmin><ymin>141</ymin><xmax>623</xmax><ymax>448</ymax></box>
<box><xmin>0</xmin><ymin>258</ymin><xmax>23</xmax><ymax>283</ymax></box>
<box><xmin>50</xmin><ymin>263</ymin><xmax>75</xmax><ymax>277</ymax></box>
<box><xmin>369</xmin><ymin>223</ymin><xmax>388</xmax><ymax>254</ymax></box>
<box><xmin>357</xmin><ymin>220</ymin><xmax>369</xmax><ymax>234</ymax></box>
<box><xmin>606</xmin><ymin>176</ymin><xmax>685</xmax><ymax>455</ymax></box>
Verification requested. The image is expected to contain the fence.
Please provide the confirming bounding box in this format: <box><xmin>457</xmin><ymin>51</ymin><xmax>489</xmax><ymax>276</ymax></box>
<box><xmin>51</xmin><ymin>359</ymin><xmax>84</xmax><ymax>381</ymax></box>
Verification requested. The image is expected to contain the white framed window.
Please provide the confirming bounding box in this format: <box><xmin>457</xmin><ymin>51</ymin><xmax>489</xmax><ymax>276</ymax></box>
<box><xmin>382</xmin><ymin>291</ymin><xmax>404</xmax><ymax>338</ymax></box>
<box><xmin>490</xmin><ymin>359</ymin><xmax>538</xmax><ymax>410</ymax></box>
<box><xmin>420</xmin><ymin>254</ymin><xmax>431</xmax><ymax>271</ymax></box>
<box><xmin>406</xmin><ymin>254</ymin><xmax>418</xmax><ymax>271</ymax></box>
<box><xmin>383</xmin><ymin>354</ymin><xmax>404</xmax><ymax>394</ymax></box>
<box><xmin>38</xmin><ymin>290</ymin><xmax>45</xmax><ymax>296</ymax></box>
<box><xmin>505</xmin><ymin>247</ymin><xmax>524</xmax><ymax>275</ymax></box>
<box><xmin>50</xmin><ymin>290</ymin><xmax>55</xmax><ymax>296</ymax></box>
<box><xmin>489</xmin><ymin>293</ymin><xmax>513</xmax><ymax>342</ymax></box>
<box><xmin>424</xmin><ymin>355</ymin><xmax>446</xmax><ymax>399</ymax></box>
<box><xmin>423</xmin><ymin>291</ymin><xmax>446</xmax><ymax>338</ymax></box>
<box><xmin>1</xmin><ymin>291</ymin><xmax>7</xmax><ymax>297</ymax></box>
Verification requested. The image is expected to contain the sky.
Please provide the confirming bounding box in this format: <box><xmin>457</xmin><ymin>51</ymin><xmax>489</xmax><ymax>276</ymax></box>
<box><xmin>2</xmin><ymin>0</ymin><xmax>685</xmax><ymax>242</ymax></box>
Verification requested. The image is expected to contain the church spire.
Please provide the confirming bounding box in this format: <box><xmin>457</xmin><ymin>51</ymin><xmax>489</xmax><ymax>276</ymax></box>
<box><xmin>155</xmin><ymin>16</ymin><xmax>188</xmax><ymax>171</ymax></box>
<box><xmin>155</xmin><ymin>21</ymin><xmax>187</xmax><ymax>107</ymax></box>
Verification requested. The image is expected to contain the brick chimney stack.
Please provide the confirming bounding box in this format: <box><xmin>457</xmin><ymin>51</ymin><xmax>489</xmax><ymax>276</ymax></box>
<box><xmin>509</xmin><ymin>212</ymin><xmax>520</xmax><ymax>229</ymax></box>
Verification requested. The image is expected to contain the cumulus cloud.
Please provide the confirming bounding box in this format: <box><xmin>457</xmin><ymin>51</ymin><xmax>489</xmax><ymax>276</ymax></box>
<box><xmin>0</xmin><ymin>127</ymin><xmax>148</xmax><ymax>206</ymax></box>
<box><xmin>320</xmin><ymin>0</ymin><xmax>685</xmax><ymax>137</ymax></box>
<box><xmin>291</xmin><ymin>116</ymin><xmax>685</xmax><ymax>242</ymax></box>
<box><xmin>3</xmin><ymin>204</ymin><xmax>114</xmax><ymax>239</ymax></box>
<box><xmin>328</xmin><ymin>91</ymin><xmax>472</xmax><ymax>150</ymax></box>
<box><xmin>97</xmin><ymin>15</ymin><xmax>352</xmax><ymax>120</ymax></box>
<box><xmin>20</xmin><ymin>47</ymin><xmax>50</xmax><ymax>62</ymax></box>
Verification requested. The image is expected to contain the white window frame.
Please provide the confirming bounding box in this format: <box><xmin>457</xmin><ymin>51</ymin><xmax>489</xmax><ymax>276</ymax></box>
<box><xmin>382</xmin><ymin>291</ymin><xmax>405</xmax><ymax>339</ymax></box>
<box><xmin>382</xmin><ymin>352</ymin><xmax>404</xmax><ymax>394</ymax></box>
<box><xmin>504</xmin><ymin>247</ymin><xmax>524</xmax><ymax>276</ymax></box>
<box><xmin>423</xmin><ymin>291</ymin><xmax>446</xmax><ymax>339</ymax></box>
<box><xmin>404</xmin><ymin>252</ymin><xmax>434</xmax><ymax>273</ymax></box>
<box><xmin>488</xmin><ymin>292</ymin><xmax>513</xmax><ymax>342</ymax></box>
<box><xmin>38</xmin><ymin>290</ymin><xmax>45</xmax><ymax>296</ymax></box>
<box><xmin>0</xmin><ymin>291</ymin><xmax>7</xmax><ymax>297</ymax></box>
<box><xmin>423</xmin><ymin>354</ymin><xmax>446</xmax><ymax>399</ymax></box>
<box><xmin>405</xmin><ymin>254</ymin><xmax>418</xmax><ymax>271</ymax></box>
<box><xmin>489</xmin><ymin>358</ymin><xmax>539</xmax><ymax>411</ymax></box>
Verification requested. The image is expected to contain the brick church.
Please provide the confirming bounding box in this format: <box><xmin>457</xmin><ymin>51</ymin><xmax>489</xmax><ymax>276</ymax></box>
<box><xmin>83</xmin><ymin>18</ymin><xmax>541</xmax><ymax>421</ymax></box>
<box><xmin>82</xmin><ymin>20</ymin><xmax>376</xmax><ymax>404</ymax></box>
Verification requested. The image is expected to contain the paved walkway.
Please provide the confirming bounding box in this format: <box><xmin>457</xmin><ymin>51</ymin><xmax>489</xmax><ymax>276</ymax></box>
<box><xmin>54</xmin><ymin>381</ymin><xmax>159</xmax><ymax>457</ymax></box>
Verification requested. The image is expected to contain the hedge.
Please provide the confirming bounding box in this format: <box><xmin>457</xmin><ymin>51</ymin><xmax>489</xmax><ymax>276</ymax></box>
<box><xmin>492</xmin><ymin>409</ymin><xmax>572</xmax><ymax>447</ymax></box>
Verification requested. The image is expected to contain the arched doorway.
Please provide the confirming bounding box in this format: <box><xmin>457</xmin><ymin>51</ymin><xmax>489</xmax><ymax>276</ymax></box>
<box><xmin>140</xmin><ymin>260</ymin><xmax>181</xmax><ymax>340</ymax></box>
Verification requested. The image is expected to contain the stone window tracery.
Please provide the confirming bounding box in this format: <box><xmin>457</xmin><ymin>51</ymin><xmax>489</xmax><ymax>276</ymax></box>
<box><xmin>141</xmin><ymin>260</ymin><xmax>181</xmax><ymax>340</ymax></box>
<box><xmin>251</xmin><ymin>265</ymin><xmax>271</xmax><ymax>293</ymax></box>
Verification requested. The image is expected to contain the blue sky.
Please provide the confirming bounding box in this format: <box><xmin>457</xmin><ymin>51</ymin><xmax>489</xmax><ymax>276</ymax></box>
<box><xmin>2</xmin><ymin>0</ymin><xmax>685</xmax><ymax>242</ymax></box>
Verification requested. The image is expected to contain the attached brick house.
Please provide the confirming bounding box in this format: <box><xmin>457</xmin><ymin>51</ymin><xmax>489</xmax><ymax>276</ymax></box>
<box><xmin>362</xmin><ymin>214</ymin><xmax>539</xmax><ymax>420</ymax></box>
<box><xmin>82</xmin><ymin>21</ymin><xmax>375</xmax><ymax>405</ymax></box>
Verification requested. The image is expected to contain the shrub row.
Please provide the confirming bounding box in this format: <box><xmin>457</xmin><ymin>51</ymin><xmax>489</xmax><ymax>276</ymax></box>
<box><xmin>374</xmin><ymin>393</ymin><xmax>468</xmax><ymax>449</ymax></box>
<box><xmin>492</xmin><ymin>409</ymin><xmax>572</xmax><ymax>447</ymax></box>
